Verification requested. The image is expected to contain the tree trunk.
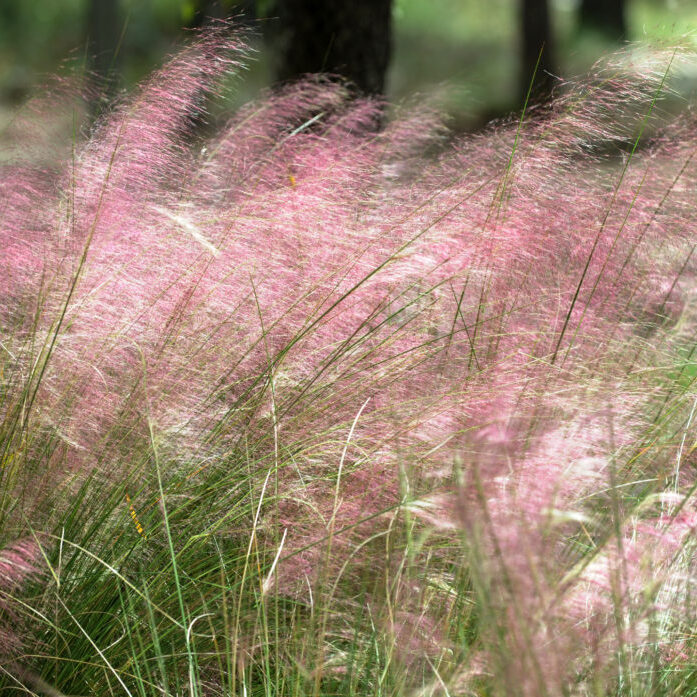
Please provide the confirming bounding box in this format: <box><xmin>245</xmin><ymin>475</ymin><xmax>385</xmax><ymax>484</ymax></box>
<box><xmin>86</xmin><ymin>0</ymin><xmax>121</xmax><ymax>93</ymax></box>
<box><xmin>185</xmin><ymin>0</ymin><xmax>256</xmax><ymax>29</ymax></box>
<box><xmin>271</xmin><ymin>0</ymin><xmax>393</xmax><ymax>95</ymax></box>
<box><xmin>520</xmin><ymin>0</ymin><xmax>556</xmax><ymax>103</ymax></box>
<box><xmin>579</xmin><ymin>0</ymin><xmax>626</xmax><ymax>39</ymax></box>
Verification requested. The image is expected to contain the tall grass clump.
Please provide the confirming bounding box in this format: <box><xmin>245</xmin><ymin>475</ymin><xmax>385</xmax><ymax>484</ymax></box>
<box><xmin>4</xmin><ymin>25</ymin><xmax>697</xmax><ymax>696</ymax></box>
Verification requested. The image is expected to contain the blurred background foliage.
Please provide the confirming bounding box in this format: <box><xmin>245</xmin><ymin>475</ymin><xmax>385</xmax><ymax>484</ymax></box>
<box><xmin>0</xmin><ymin>0</ymin><xmax>696</xmax><ymax>131</ymax></box>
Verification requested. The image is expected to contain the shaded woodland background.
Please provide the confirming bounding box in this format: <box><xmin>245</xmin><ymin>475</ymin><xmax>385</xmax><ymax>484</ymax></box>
<box><xmin>0</xmin><ymin>0</ymin><xmax>697</xmax><ymax>132</ymax></box>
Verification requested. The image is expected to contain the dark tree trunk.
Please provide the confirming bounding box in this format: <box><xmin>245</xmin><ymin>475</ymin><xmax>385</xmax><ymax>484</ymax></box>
<box><xmin>580</xmin><ymin>0</ymin><xmax>626</xmax><ymax>39</ymax></box>
<box><xmin>185</xmin><ymin>0</ymin><xmax>256</xmax><ymax>29</ymax></box>
<box><xmin>520</xmin><ymin>0</ymin><xmax>556</xmax><ymax>103</ymax></box>
<box><xmin>271</xmin><ymin>0</ymin><xmax>393</xmax><ymax>95</ymax></box>
<box><xmin>86</xmin><ymin>0</ymin><xmax>121</xmax><ymax>93</ymax></box>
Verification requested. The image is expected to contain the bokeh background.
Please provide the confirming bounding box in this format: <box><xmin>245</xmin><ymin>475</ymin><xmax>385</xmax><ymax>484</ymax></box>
<box><xmin>0</xmin><ymin>0</ymin><xmax>696</xmax><ymax>133</ymax></box>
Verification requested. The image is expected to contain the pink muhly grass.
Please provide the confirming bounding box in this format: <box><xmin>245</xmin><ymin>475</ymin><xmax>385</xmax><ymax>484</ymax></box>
<box><xmin>3</xmin><ymin>27</ymin><xmax>697</xmax><ymax>693</ymax></box>
<box><xmin>0</xmin><ymin>538</ymin><xmax>42</xmax><ymax>657</ymax></box>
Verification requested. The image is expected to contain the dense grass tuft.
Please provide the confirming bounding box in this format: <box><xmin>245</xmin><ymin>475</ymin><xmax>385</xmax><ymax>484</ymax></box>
<box><xmin>3</xmin><ymin>28</ymin><xmax>697</xmax><ymax>696</ymax></box>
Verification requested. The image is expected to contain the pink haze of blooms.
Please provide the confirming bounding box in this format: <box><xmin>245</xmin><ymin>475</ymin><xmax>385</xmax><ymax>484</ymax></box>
<box><xmin>2</xmin><ymin>28</ymin><xmax>697</xmax><ymax>690</ymax></box>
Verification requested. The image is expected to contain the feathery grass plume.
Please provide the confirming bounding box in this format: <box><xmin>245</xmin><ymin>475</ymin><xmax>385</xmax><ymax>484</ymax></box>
<box><xmin>3</xmin><ymin>26</ymin><xmax>697</xmax><ymax>695</ymax></box>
